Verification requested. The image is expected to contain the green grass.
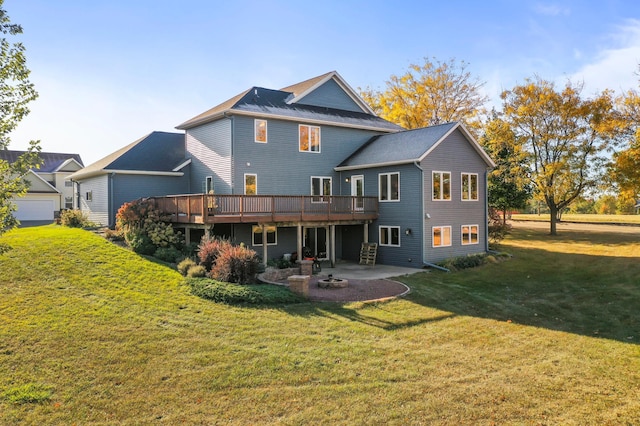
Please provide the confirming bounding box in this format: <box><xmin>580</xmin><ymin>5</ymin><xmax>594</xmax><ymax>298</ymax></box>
<box><xmin>1</xmin><ymin>224</ymin><xmax>638</xmax><ymax>424</ymax></box>
<box><xmin>513</xmin><ymin>212</ymin><xmax>640</xmax><ymax>224</ymax></box>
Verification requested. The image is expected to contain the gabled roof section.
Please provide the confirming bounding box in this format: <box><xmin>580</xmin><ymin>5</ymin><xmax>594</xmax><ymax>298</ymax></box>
<box><xmin>176</xmin><ymin>72</ymin><xmax>400</xmax><ymax>132</ymax></box>
<box><xmin>336</xmin><ymin>122</ymin><xmax>495</xmax><ymax>171</ymax></box>
<box><xmin>280</xmin><ymin>71</ymin><xmax>375</xmax><ymax>115</ymax></box>
<box><xmin>68</xmin><ymin>131</ymin><xmax>186</xmax><ymax>181</ymax></box>
<box><xmin>0</xmin><ymin>150</ymin><xmax>84</xmax><ymax>173</ymax></box>
<box><xmin>23</xmin><ymin>169</ymin><xmax>60</xmax><ymax>193</ymax></box>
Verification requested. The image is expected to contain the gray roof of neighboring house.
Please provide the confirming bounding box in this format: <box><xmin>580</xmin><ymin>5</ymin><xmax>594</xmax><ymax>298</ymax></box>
<box><xmin>176</xmin><ymin>71</ymin><xmax>402</xmax><ymax>132</ymax></box>
<box><xmin>0</xmin><ymin>150</ymin><xmax>83</xmax><ymax>172</ymax></box>
<box><xmin>336</xmin><ymin>122</ymin><xmax>495</xmax><ymax>170</ymax></box>
<box><xmin>68</xmin><ymin>131</ymin><xmax>186</xmax><ymax>180</ymax></box>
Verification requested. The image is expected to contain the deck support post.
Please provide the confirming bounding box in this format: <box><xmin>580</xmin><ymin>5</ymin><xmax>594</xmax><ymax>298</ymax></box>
<box><xmin>330</xmin><ymin>224</ymin><xmax>336</xmax><ymax>267</ymax></box>
<box><xmin>363</xmin><ymin>222</ymin><xmax>369</xmax><ymax>243</ymax></box>
<box><xmin>262</xmin><ymin>225</ymin><xmax>268</xmax><ymax>266</ymax></box>
<box><xmin>297</xmin><ymin>223</ymin><xmax>303</xmax><ymax>262</ymax></box>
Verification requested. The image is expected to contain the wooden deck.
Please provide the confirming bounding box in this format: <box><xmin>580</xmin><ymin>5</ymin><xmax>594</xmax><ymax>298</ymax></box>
<box><xmin>150</xmin><ymin>194</ymin><xmax>379</xmax><ymax>225</ymax></box>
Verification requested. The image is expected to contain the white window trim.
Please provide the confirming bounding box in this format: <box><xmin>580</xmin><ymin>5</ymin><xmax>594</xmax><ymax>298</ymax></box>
<box><xmin>461</xmin><ymin>224</ymin><xmax>480</xmax><ymax>245</ymax></box>
<box><xmin>432</xmin><ymin>226</ymin><xmax>452</xmax><ymax>248</ymax></box>
<box><xmin>378</xmin><ymin>172</ymin><xmax>400</xmax><ymax>202</ymax></box>
<box><xmin>311</xmin><ymin>176</ymin><xmax>332</xmax><ymax>203</ymax></box>
<box><xmin>432</xmin><ymin>171</ymin><xmax>451</xmax><ymax>201</ymax></box>
<box><xmin>85</xmin><ymin>191</ymin><xmax>93</xmax><ymax>202</ymax></box>
<box><xmin>254</xmin><ymin>119</ymin><xmax>267</xmax><ymax>143</ymax></box>
<box><xmin>244</xmin><ymin>173</ymin><xmax>257</xmax><ymax>195</ymax></box>
<box><xmin>252</xmin><ymin>225</ymin><xmax>277</xmax><ymax>246</ymax></box>
<box><xmin>461</xmin><ymin>172</ymin><xmax>479</xmax><ymax>201</ymax></box>
<box><xmin>299</xmin><ymin>124</ymin><xmax>321</xmax><ymax>153</ymax></box>
<box><xmin>205</xmin><ymin>176</ymin><xmax>214</xmax><ymax>194</ymax></box>
<box><xmin>379</xmin><ymin>226</ymin><xmax>401</xmax><ymax>247</ymax></box>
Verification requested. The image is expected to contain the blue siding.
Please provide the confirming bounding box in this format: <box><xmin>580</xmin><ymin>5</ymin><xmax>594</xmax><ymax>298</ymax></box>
<box><xmin>186</xmin><ymin>119</ymin><xmax>232</xmax><ymax>194</ymax></box>
<box><xmin>297</xmin><ymin>79</ymin><xmax>364</xmax><ymax>113</ymax></box>
<box><xmin>421</xmin><ymin>128</ymin><xmax>489</xmax><ymax>263</ymax></box>
<box><xmin>231</xmin><ymin>115</ymin><xmax>382</xmax><ymax>195</ymax></box>
<box><xmin>111</xmin><ymin>173</ymin><xmax>190</xmax><ymax>227</ymax></box>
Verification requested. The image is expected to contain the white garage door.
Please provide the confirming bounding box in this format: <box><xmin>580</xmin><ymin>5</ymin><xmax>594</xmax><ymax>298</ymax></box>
<box><xmin>14</xmin><ymin>200</ymin><xmax>55</xmax><ymax>221</ymax></box>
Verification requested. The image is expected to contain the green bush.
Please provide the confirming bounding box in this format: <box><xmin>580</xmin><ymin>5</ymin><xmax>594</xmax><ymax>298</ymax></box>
<box><xmin>186</xmin><ymin>265</ymin><xmax>207</xmax><ymax>278</ymax></box>
<box><xmin>177</xmin><ymin>258</ymin><xmax>197</xmax><ymax>276</ymax></box>
<box><xmin>103</xmin><ymin>228</ymin><xmax>124</xmax><ymax>241</ymax></box>
<box><xmin>440</xmin><ymin>254</ymin><xmax>487</xmax><ymax>271</ymax></box>
<box><xmin>210</xmin><ymin>244</ymin><xmax>259</xmax><ymax>284</ymax></box>
<box><xmin>60</xmin><ymin>209</ymin><xmax>91</xmax><ymax>228</ymax></box>
<box><xmin>126</xmin><ymin>230</ymin><xmax>156</xmax><ymax>255</ymax></box>
<box><xmin>186</xmin><ymin>277</ymin><xmax>302</xmax><ymax>305</ymax></box>
<box><xmin>154</xmin><ymin>246</ymin><xmax>182</xmax><ymax>263</ymax></box>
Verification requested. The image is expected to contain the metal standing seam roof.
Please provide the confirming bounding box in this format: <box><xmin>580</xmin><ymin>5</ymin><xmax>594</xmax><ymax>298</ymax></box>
<box><xmin>0</xmin><ymin>150</ymin><xmax>84</xmax><ymax>172</ymax></box>
<box><xmin>337</xmin><ymin>122</ymin><xmax>460</xmax><ymax>169</ymax></box>
<box><xmin>176</xmin><ymin>72</ymin><xmax>401</xmax><ymax>132</ymax></box>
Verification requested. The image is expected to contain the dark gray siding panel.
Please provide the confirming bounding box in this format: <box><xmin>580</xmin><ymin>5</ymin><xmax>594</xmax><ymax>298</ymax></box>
<box><xmin>339</xmin><ymin>163</ymin><xmax>424</xmax><ymax>268</ymax></box>
<box><xmin>232</xmin><ymin>115</ymin><xmax>382</xmax><ymax>195</ymax></box>
<box><xmin>297</xmin><ymin>79</ymin><xmax>363</xmax><ymax>113</ymax></box>
<box><xmin>111</xmin><ymin>174</ymin><xmax>190</xmax><ymax>227</ymax></box>
<box><xmin>422</xmin><ymin>128</ymin><xmax>490</xmax><ymax>263</ymax></box>
<box><xmin>186</xmin><ymin>119</ymin><xmax>232</xmax><ymax>194</ymax></box>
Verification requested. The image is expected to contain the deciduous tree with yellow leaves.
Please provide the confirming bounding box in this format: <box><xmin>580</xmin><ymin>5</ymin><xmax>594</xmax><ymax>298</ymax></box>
<box><xmin>499</xmin><ymin>77</ymin><xmax>620</xmax><ymax>235</ymax></box>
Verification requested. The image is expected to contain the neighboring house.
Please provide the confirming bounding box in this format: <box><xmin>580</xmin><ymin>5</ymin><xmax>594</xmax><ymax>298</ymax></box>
<box><xmin>67</xmin><ymin>131</ymin><xmax>189</xmax><ymax>228</ymax></box>
<box><xmin>0</xmin><ymin>150</ymin><xmax>84</xmax><ymax>222</ymax></box>
<box><xmin>70</xmin><ymin>71</ymin><xmax>495</xmax><ymax>268</ymax></box>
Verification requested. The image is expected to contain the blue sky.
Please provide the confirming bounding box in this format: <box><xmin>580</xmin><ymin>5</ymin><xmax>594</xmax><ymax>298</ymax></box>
<box><xmin>7</xmin><ymin>0</ymin><xmax>640</xmax><ymax>165</ymax></box>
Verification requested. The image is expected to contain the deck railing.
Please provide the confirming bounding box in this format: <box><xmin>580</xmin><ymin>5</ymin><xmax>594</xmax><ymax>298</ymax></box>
<box><xmin>150</xmin><ymin>194</ymin><xmax>379</xmax><ymax>224</ymax></box>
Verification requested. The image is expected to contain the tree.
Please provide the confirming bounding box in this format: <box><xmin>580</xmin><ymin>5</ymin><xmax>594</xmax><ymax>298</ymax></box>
<box><xmin>610</xmin><ymin>88</ymin><xmax>640</xmax><ymax>207</ymax></box>
<box><xmin>0</xmin><ymin>0</ymin><xmax>41</xmax><ymax>254</ymax></box>
<box><xmin>360</xmin><ymin>57</ymin><xmax>488</xmax><ymax>130</ymax></box>
<box><xmin>481</xmin><ymin>112</ymin><xmax>532</xmax><ymax>224</ymax></box>
<box><xmin>500</xmin><ymin>77</ymin><xmax>618</xmax><ymax>235</ymax></box>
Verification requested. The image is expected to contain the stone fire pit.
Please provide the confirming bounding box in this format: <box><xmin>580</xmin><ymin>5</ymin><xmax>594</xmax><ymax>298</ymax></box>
<box><xmin>317</xmin><ymin>275</ymin><xmax>348</xmax><ymax>289</ymax></box>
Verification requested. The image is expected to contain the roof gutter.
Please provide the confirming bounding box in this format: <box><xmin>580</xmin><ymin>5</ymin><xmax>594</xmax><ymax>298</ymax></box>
<box><xmin>335</xmin><ymin>158</ymin><xmax>419</xmax><ymax>172</ymax></box>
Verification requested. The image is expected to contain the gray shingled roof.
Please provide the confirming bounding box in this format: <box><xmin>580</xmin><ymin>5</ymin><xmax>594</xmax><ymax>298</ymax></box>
<box><xmin>68</xmin><ymin>131</ymin><xmax>185</xmax><ymax>180</ymax></box>
<box><xmin>0</xmin><ymin>150</ymin><xmax>83</xmax><ymax>172</ymax></box>
<box><xmin>337</xmin><ymin>122</ymin><xmax>460</xmax><ymax>169</ymax></box>
<box><xmin>176</xmin><ymin>72</ymin><xmax>401</xmax><ymax>132</ymax></box>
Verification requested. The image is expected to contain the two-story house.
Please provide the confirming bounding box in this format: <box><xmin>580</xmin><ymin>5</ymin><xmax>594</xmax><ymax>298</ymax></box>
<box><xmin>0</xmin><ymin>150</ymin><xmax>84</xmax><ymax>223</ymax></box>
<box><xmin>71</xmin><ymin>71</ymin><xmax>494</xmax><ymax>268</ymax></box>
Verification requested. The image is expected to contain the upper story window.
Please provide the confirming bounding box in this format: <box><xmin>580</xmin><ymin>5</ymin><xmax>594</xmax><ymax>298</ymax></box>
<box><xmin>461</xmin><ymin>173</ymin><xmax>478</xmax><ymax>201</ymax></box>
<box><xmin>244</xmin><ymin>174</ymin><xmax>257</xmax><ymax>195</ymax></box>
<box><xmin>85</xmin><ymin>191</ymin><xmax>93</xmax><ymax>202</ymax></box>
<box><xmin>255</xmin><ymin>119</ymin><xmax>267</xmax><ymax>143</ymax></box>
<box><xmin>205</xmin><ymin>176</ymin><xmax>214</xmax><ymax>194</ymax></box>
<box><xmin>379</xmin><ymin>172</ymin><xmax>399</xmax><ymax>202</ymax></box>
<box><xmin>432</xmin><ymin>171</ymin><xmax>451</xmax><ymax>201</ymax></box>
<box><xmin>299</xmin><ymin>124</ymin><xmax>321</xmax><ymax>153</ymax></box>
<box><xmin>311</xmin><ymin>176</ymin><xmax>331</xmax><ymax>202</ymax></box>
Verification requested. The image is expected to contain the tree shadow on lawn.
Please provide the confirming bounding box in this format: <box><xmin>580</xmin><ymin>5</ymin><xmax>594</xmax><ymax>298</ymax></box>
<box><xmin>398</xmin><ymin>234</ymin><xmax>639</xmax><ymax>345</ymax></box>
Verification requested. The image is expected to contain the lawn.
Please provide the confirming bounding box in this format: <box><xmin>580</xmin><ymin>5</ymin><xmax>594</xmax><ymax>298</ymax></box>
<box><xmin>0</xmin><ymin>224</ymin><xmax>638</xmax><ymax>424</ymax></box>
<box><xmin>513</xmin><ymin>212</ymin><xmax>640</xmax><ymax>224</ymax></box>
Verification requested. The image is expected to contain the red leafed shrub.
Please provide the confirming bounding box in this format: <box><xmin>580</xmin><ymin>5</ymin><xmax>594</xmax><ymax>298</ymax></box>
<box><xmin>197</xmin><ymin>237</ymin><xmax>230</xmax><ymax>272</ymax></box>
<box><xmin>210</xmin><ymin>244</ymin><xmax>259</xmax><ymax>284</ymax></box>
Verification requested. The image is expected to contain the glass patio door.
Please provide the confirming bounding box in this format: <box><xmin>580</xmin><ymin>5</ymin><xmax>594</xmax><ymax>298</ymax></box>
<box><xmin>351</xmin><ymin>175</ymin><xmax>364</xmax><ymax>210</ymax></box>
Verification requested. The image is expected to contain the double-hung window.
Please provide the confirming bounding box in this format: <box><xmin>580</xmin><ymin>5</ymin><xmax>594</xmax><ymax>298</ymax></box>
<box><xmin>432</xmin><ymin>226</ymin><xmax>451</xmax><ymax>247</ymax></box>
<box><xmin>255</xmin><ymin>119</ymin><xmax>267</xmax><ymax>143</ymax></box>
<box><xmin>311</xmin><ymin>176</ymin><xmax>331</xmax><ymax>202</ymax></box>
<box><xmin>379</xmin><ymin>226</ymin><xmax>400</xmax><ymax>246</ymax></box>
<box><xmin>379</xmin><ymin>172</ymin><xmax>399</xmax><ymax>202</ymax></box>
<box><xmin>432</xmin><ymin>171</ymin><xmax>451</xmax><ymax>201</ymax></box>
<box><xmin>461</xmin><ymin>173</ymin><xmax>478</xmax><ymax>201</ymax></box>
<box><xmin>299</xmin><ymin>124</ymin><xmax>320</xmax><ymax>152</ymax></box>
<box><xmin>461</xmin><ymin>225</ymin><xmax>479</xmax><ymax>245</ymax></box>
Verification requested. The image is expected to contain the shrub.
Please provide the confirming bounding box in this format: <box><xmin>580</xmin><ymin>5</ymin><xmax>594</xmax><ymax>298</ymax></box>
<box><xmin>186</xmin><ymin>264</ymin><xmax>207</xmax><ymax>278</ymax></box>
<box><xmin>488</xmin><ymin>207</ymin><xmax>512</xmax><ymax>244</ymax></box>
<box><xmin>186</xmin><ymin>277</ymin><xmax>303</xmax><ymax>305</ymax></box>
<box><xmin>197</xmin><ymin>237</ymin><xmax>229</xmax><ymax>272</ymax></box>
<box><xmin>60</xmin><ymin>209</ymin><xmax>91</xmax><ymax>228</ymax></box>
<box><xmin>153</xmin><ymin>246</ymin><xmax>182</xmax><ymax>263</ymax></box>
<box><xmin>440</xmin><ymin>254</ymin><xmax>487</xmax><ymax>271</ymax></box>
<box><xmin>210</xmin><ymin>244</ymin><xmax>259</xmax><ymax>284</ymax></box>
<box><xmin>177</xmin><ymin>258</ymin><xmax>197</xmax><ymax>276</ymax></box>
<box><xmin>116</xmin><ymin>198</ymin><xmax>183</xmax><ymax>253</ymax></box>
<box><xmin>103</xmin><ymin>227</ymin><xmax>124</xmax><ymax>241</ymax></box>
<box><xmin>126</xmin><ymin>230</ymin><xmax>156</xmax><ymax>255</ymax></box>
